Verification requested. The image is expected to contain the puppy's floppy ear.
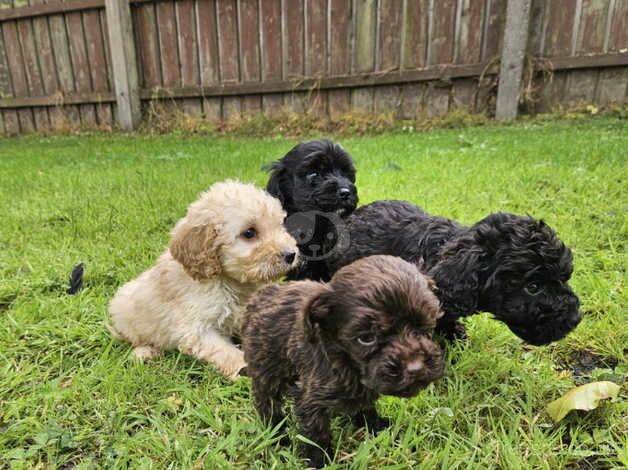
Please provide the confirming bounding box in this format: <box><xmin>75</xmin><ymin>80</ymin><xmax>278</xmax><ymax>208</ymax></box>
<box><xmin>169</xmin><ymin>222</ymin><xmax>221</xmax><ymax>280</ymax></box>
<box><xmin>265</xmin><ymin>160</ymin><xmax>290</xmax><ymax>206</ymax></box>
<box><xmin>303</xmin><ymin>284</ymin><xmax>334</xmax><ymax>342</ymax></box>
<box><xmin>430</xmin><ymin>231</ymin><xmax>483</xmax><ymax>317</ymax></box>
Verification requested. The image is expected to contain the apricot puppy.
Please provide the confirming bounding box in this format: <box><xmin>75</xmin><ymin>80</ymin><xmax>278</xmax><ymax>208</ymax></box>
<box><xmin>109</xmin><ymin>180</ymin><xmax>298</xmax><ymax>379</ymax></box>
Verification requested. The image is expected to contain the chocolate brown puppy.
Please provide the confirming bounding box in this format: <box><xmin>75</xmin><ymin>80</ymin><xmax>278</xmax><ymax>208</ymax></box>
<box><xmin>242</xmin><ymin>255</ymin><xmax>444</xmax><ymax>468</ymax></box>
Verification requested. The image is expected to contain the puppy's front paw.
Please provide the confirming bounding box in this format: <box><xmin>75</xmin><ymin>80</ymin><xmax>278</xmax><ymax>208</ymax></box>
<box><xmin>366</xmin><ymin>415</ymin><xmax>391</xmax><ymax>434</ymax></box>
<box><xmin>132</xmin><ymin>345</ymin><xmax>160</xmax><ymax>361</ymax></box>
<box><xmin>352</xmin><ymin>411</ymin><xmax>391</xmax><ymax>434</ymax></box>
<box><xmin>303</xmin><ymin>445</ymin><xmax>327</xmax><ymax>469</ymax></box>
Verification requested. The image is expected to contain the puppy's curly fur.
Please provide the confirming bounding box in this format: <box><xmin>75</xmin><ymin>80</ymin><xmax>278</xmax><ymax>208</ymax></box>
<box><xmin>266</xmin><ymin>139</ymin><xmax>358</xmax><ymax>281</ymax></box>
<box><xmin>325</xmin><ymin>201</ymin><xmax>581</xmax><ymax>346</ymax></box>
<box><xmin>242</xmin><ymin>255</ymin><xmax>444</xmax><ymax>468</ymax></box>
<box><xmin>109</xmin><ymin>181</ymin><xmax>298</xmax><ymax>379</ymax></box>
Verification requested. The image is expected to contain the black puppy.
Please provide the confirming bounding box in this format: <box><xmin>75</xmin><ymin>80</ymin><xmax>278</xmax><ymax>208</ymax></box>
<box><xmin>266</xmin><ymin>139</ymin><xmax>358</xmax><ymax>280</ymax></box>
<box><xmin>325</xmin><ymin>201</ymin><xmax>582</xmax><ymax>346</ymax></box>
<box><xmin>242</xmin><ymin>255</ymin><xmax>444</xmax><ymax>468</ymax></box>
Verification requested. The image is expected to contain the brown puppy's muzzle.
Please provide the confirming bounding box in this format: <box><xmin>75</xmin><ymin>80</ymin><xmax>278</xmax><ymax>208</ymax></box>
<box><xmin>363</xmin><ymin>334</ymin><xmax>444</xmax><ymax>397</ymax></box>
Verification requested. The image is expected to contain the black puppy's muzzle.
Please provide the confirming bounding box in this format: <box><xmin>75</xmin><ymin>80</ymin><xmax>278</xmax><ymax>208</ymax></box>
<box><xmin>509</xmin><ymin>292</ymin><xmax>582</xmax><ymax>346</ymax></box>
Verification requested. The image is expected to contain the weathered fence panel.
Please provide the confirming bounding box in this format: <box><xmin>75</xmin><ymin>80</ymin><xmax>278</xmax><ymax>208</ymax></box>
<box><xmin>0</xmin><ymin>0</ymin><xmax>626</xmax><ymax>134</ymax></box>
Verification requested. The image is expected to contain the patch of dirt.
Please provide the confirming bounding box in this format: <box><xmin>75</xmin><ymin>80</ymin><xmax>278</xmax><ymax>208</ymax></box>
<box><xmin>575</xmin><ymin>455</ymin><xmax>610</xmax><ymax>470</ymax></box>
<box><xmin>0</xmin><ymin>293</ymin><xmax>17</xmax><ymax>312</ymax></box>
<box><xmin>568</xmin><ymin>350</ymin><xmax>618</xmax><ymax>382</ymax></box>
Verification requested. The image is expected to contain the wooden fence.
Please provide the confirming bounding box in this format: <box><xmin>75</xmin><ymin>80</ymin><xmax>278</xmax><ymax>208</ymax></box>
<box><xmin>0</xmin><ymin>0</ymin><xmax>626</xmax><ymax>134</ymax></box>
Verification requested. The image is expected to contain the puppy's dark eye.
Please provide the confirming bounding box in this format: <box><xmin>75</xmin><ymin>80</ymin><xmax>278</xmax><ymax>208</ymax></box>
<box><xmin>385</xmin><ymin>360</ymin><xmax>400</xmax><ymax>377</ymax></box>
<box><xmin>357</xmin><ymin>333</ymin><xmax>377</xmax><ymax>347</ymax></box>
<box><xmin>525</xmin><ymin>282</ymin><xmax>543</xmax><ymax>296</ymax></box>
<box><xmin>306</xmin><ymin>172</ymin><xmax>318</xmax><ymax>183</ymax></box>
<box><xmin>242</xmin><ymin>227</ymin><xmax>257</xmax><ymax>240</ymax></box>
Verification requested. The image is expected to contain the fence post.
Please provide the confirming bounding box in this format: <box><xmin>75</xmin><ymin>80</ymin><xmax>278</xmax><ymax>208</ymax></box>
<box><xmin>495</xmin><ymin>0</ymin><xmax>532</xmax><ymax>121</ymax></box>
<box><xmin>105</xmin><ymin>0</ymin><xmax>141</xmax><ymax>130</ymax></box>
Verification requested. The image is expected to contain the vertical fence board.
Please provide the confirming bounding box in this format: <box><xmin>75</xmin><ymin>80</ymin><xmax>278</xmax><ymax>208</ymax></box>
<box><xmin>67</xmin><ymin>11</ymin><xmax>96</xmax><ymax>125</ymax></box>
<box><xmin>177</xmin><ymin>0</ymin><xmax>199</xmax><ymax>86</ymax></box>
<box><xmin>355</xmin><ymin>0</ymin><xmax>376</xmax><ymax>72</ymax></box>
<box><xmin>241</xmin><ymin>0</ymin><xmax>262</xmax><ymax>122</ymax></box>
<box><xmin>197</xmin><ymin>0</ymin><xmax>221</xmax><ymax>119</ymax></box>
<box><xmin>83</xmin><ymin>11</ymin><xmax>109</xmax><ymax>92</ymax></box>
<box><xmin>306</xmin><ymin>0</ymin><xmax>326</xmax><ymax>75</ymax></box>
<box><xmin>239</xmin><ymin>0</ymin><xmax>261</xmax><ymax>81</ymax></box>
<box><xmin>157</xmin><ymin>1</ymin><xmax>180</xmax><ymax>86</ymax></box>
<box><xmin>451</xmin><ymin>78</ymin><xmax>475</xmax><ymax>110</ymax></box>
<box><xmin>48</xmin><ymin>13</ymin><xmax>78</xmax><ymax>126</ymax></box>
<box><xmin>527</xmin><ymin>0</ymin><xmax>546</xmax><ymax>54</ymax></box>
<box><xmin>284</xmin><ymin>0</ymin><xmax>304</xmax><ymax>77</ymax></box>
<box><xmin>544</xmin><ymin>0</ymin><xmax>577</xmax><ymax>57</ymax></box>
<box><xmin>423</xmin><ymin>84</ymin><xmax>450</xmax><ymax>116</ymax></box>
<box><xmin>17</xmin><ymin>18</ymin><xmax>49</xmax><ymax>129</ymax></box>
<box><xmin>203</xmin><ymin>96</ymin><xmax>222</xmax><ymax>120</ymax></box>
<box><xmin>457</xmin><ymin>0</ymin><xmax>484</xmax><ymax>63</ymax></box>
<box><xmin>2</xmin><ymin>108</ymin><xmax>20</xmax><ymax>134</ymax></box>
<box><xmin>135</xmin><ymin>3</ymin><xmax>161</xmax><ymax>87</ymax></box>
<box><xmin>430</xmin><ymin>0</ymin><xmax>457</xmax><ymax>64</ymax></box>
<box><xmin>305</xmin><ymin>0</ymin><xmax>327</xmax><ymax>114</ymax></box>
<box><xmin>197</xmin><ymin>0</ymin><xmax>218</xmax><ymax>82</ymax></box>
<box><xmin>564</xmin><ymin>69</ymin><xmax>598</xmax><ymax>104</ymax></box>
<box><xmin>402</xmin><ymin>0</ymin><xmax>428</xmax><ymax>69</ymax></box>
<box><xmin>32</xmin><ymin>12</ymin><xmax>59</xmax><ymax>96</ymax></box>
<box><xmin>483</xmin><ymin>0</ymin><xmax>506</xmax><ymax>60</ymax></box>
<box><xmin>0</xmin><ymin>24</ymin><xmax>19</xmax><ymax>134</ymax></box>
<box><xmin>538</xmin><ymin>70</ymin><xmax>567</xmax><ymax>111</ymax></box>
<box><xmin>261</xmin><ymin>0</ymin><xmax>283</xmax><ymax>113</ymax></box>
<box><xmin>353</xmin><ymin>0</ymin><xmax>376</xmax><ymax>111</ymax></box>
<box><xmin>0</xmin><ymin>24</ymin><xmax>12</xmax><ymax>96</ymax></box>
<box><xmin>2</xmin><ymin>21</ymin><xmax>34</xmax><ymax>131</ymax></box>
<box><xmin>596</xmin><ymin>67</ymin><xmax>627</xmax><ymax>104</ymax></box>
<box><xmin>608</xmin><ymin>0</ymin><xmax>628</xmax><ymax>51</ymax></box>
<box><xmin>217</xmin><ymin>0</ymin><xmax>239</xmax><ymax>81</ymax></box>
<box><xmin>177</xmin><ymin>0</ymin><xmax>202</xmax><ymax>116</ymax></box>
<box><xmin>399</xmin><ymin>83</ymin><xmax>424</xmax><ymax>117</ymax></box>
<box><xmin>577</xmin><ymin>0</ymin><xmax>609</xmax><ymax>54</ymax></box>
<box><xmin>327</xmin><ymin>0</ymin><xmax>351</xmax><ymax>115</ymax></box>
<box><xmin>374</xmin><ymin>85</ymin><xmax>400</xmax><ymax>114</ymax></box>
<box><xmin>351</xmin><ymin>87</ymin><xmax>373</xmax><ymax>112</ymax></box>
<box><xmin>329</xmin><ymin>0</ymin><xmax>351</xmax><ymax>75</ymax></box>
<box><xmin>100</xmin><ymin>9</ymin><xmax>113</xmax><ymax>86</ymax></box>
<box><xmin>378</xmin><ymin>0</ymin><xmax>402</xmax><ymax>70</ymax></box>
<box><xmin>222</xmin><ymin>94</ymin><xmax>241</xmax><ymax>119</ymax></box>
<box><xmin>17</xmin><ymin>20</ymin><xmax>43</xmax><ymax>97</ymax></box>
<box><xmin>261</xmin><ymin>0</ymin><xmax>281</xmax><ymax>79</ymax></box>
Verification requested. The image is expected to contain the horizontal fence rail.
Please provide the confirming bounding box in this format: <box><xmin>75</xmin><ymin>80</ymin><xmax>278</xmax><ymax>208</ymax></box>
<box><xmin>0</xmin><ymin>0</ymin><xmax>626</xmax><ymax>133</ymax></box>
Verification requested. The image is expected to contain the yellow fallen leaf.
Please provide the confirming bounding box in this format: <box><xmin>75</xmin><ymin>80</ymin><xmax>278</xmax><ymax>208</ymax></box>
<box><xmin>547</xmin><ymin>381</ymin><xmax>620</xmax><ymax>423</ymax></box>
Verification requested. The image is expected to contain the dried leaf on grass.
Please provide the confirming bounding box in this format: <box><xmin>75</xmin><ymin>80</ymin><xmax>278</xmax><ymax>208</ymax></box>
<box><xmin>547</xmin><ymin>381</ymin><xmax>621</xmax><ymax>423</ymax></box>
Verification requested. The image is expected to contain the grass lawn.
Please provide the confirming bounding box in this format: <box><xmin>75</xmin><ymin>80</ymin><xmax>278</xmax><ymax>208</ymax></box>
<box><xmin>0</xmin><ymin>117</ymin><xmax>626</xmax><ymax>469</ymax></box>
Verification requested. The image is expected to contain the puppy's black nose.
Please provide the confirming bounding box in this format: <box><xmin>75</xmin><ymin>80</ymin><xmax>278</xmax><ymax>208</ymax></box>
<box><xmin>283</xmin><ymin>251</ymin><xmax>296</xmax><ymax>264</ymax></box>
<box><xmin>337</xmin><ymin>187</ymin><xmax>351</xmax><ymax>199</ymax></box>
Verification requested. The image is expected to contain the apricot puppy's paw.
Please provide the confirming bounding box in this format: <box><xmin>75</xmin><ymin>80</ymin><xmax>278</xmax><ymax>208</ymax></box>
<box><xmin>132</xmin><ymin>345</ymin><xmax>160</xmax><ymax>361</ymax></box>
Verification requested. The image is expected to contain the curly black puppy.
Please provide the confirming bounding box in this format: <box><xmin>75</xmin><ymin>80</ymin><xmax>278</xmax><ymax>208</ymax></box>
<box><xmin>242</xmin><ymin>255</ymin><xmax>444</xmax><ymax>468</ymax></box>
<box><xmin>325</xmin><ymin>201</ymin><xmax>582</xmax><ymax>346</ymax></box>
<box><xmin>265</xmin><ymin>139</ymin><xmax>358</xmax><ymax>280</ymax></box>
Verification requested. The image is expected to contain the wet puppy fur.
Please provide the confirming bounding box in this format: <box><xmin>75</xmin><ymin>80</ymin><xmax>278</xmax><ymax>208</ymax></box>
<box><xmin>325</xmin><ymin>200</ymin><xmax>581</xmax><ymax>346</ymax></box>
<box><xmin>265</xmin><ymin>139</ymin><xmax>358</xmax><ymax>281</ymax></box>
<box><xmin>242</xmin><ymin>255</ymin><xmax>444</xmax><ymax>468</ymax></box>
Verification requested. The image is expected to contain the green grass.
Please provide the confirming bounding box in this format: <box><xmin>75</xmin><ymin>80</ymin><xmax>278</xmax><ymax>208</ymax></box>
<box><xmin>0</xmin><ymin>117</ymin><xmax>626</xmax><ymax>469</ymax></box>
